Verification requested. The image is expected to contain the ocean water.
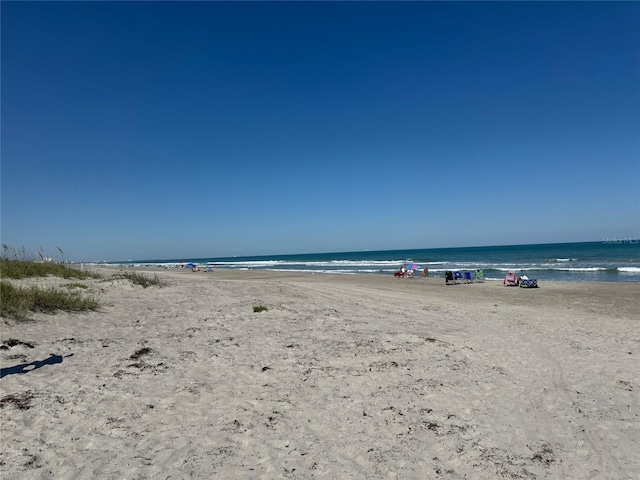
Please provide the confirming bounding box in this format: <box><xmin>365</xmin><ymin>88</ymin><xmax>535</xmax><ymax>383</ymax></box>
<box><xmin>107</xmin><ymin>241</ymin><xmax>640</xmax><ymax>283</ymax></box>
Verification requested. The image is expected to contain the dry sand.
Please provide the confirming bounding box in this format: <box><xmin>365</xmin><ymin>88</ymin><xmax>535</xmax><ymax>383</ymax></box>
<box><xmin>1</xmin><ymin>268</ymin><xmax>638</xmax><ymax>479</ymax></box>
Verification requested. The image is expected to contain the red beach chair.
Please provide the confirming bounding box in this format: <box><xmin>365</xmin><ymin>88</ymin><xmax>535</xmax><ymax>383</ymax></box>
<box><xmin>504</xmin><ymin>272</ymin><xmax>519</xmax><ymax>286</ymax></box>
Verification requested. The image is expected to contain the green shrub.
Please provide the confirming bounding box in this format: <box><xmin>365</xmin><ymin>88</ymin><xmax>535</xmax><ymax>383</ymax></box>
<box><xmin>253</xmin><ymin>305</ymin><xmax>268</xmax><ymax>313</ymax></box>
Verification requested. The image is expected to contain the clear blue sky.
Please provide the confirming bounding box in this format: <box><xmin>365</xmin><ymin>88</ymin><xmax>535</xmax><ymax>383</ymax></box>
<box><xmin>2</xmin><ymin>2</ymin><xmax>639</xmax><ymax>261</ymax></box>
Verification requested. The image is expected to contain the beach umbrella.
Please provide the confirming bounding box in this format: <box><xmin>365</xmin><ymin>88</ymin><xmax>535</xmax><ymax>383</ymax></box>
<box><xmin>186</xmin><ymin>263</ymin><xmax>196</xmax><ymax>269</ymax></box>
<box><xmin>407</xmin><ymin>263</ymin><xmax>420</xmax><ymax>271</ymax></box>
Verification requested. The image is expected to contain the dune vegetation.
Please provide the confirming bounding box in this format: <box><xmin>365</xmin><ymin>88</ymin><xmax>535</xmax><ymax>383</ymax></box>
<box><xmin>1</xmin><ymin>245</ymin><xmax>99</xmax><ymax>320</ymax></box>
<box><xmin>1</xmin><ymin>245</ymin><xmax>167</xmax><ymax>320</ymax></box>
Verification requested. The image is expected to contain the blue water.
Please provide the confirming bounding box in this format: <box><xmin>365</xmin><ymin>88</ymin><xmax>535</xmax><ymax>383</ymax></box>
<box><xmin>105</xmin><ymin>241</ymin><xmax>640</xmax><ymax>282</ymax></box>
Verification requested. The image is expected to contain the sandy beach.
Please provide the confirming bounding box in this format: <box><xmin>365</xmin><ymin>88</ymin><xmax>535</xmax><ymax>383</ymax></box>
<box><xmin>1</xmin><ymin>268</ymin><xmax>638</xmax><ymax>479</ymax></box>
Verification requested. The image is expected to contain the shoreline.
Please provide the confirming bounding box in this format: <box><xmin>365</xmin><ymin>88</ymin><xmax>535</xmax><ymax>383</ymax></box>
<box><xmin>83</xmin><ymin>264</ymin><xmax>640</xmax><ymax>284</ymax></box>
<box><xmin>93</xmin><ymin>262</ymin><xmax>640</xmax><ymax>282</ymax></box>
<box><xmin>2</xmin><ymin>267</ymin><xmax>638</xmax><ymax>478</ymax></box>
<box><xmin>83</xmin><ymin>240</ymin><xmax>640</xmax><ymax>283</ymax></box>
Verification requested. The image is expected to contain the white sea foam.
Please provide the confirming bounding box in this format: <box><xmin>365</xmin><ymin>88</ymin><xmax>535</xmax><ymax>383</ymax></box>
<box><xmin>618</xmin><ymin>267</ymin><xmax>640</xmax><ymax>273</ymax></box>
<box><xmin>556</xmin><ymin>267</ymin><xmax>607</xmax><ymax>272</ymax></box>
<box><xmin>209</xmin><ymin>259</ymin><xmax>404</xmax><ymax>268</ymax></box>
<box><xmin>263</xmin><ymin>268</ymin><xmax>359</xmax><ymax>274</ymax></box>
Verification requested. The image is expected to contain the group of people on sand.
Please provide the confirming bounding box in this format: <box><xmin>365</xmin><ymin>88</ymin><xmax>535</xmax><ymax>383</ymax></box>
<box><xmin>394</xmin><ymin>266</ymin><xmax>428</xmax><ymax>278</ymax></box>
<box><xmin>180</xmin><ymin>264</ymin><xmax>213</xmax><ymax>273</ymax></box>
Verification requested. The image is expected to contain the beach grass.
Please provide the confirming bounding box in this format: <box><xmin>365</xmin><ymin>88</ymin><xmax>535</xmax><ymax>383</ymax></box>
<box><xmin>1</xmin><ymin>281</ymin><xmax>99</xmax><ymax>320</ymax></box>
<box><xmin>1</xmin><ymin>245</ymin><xmax>101</xmax><ymax>320</ymax></box>
<box><xmin>0</xmin><ymin>249</ymin><xmax>162</xmax><ymax>320</ymax></box>
<box><xmin>1</xmin><ymin>244</ymin><xmax>97</xmax><ymax>280</ymax></box>
<box><xmin>0</xmin><ymin>259</ymin><xmax>94</xmax><ymax>280</ymax></box>
<box><xmin>62</xmin><ymin>283</ymin><xmax>89</xmax><ymax>290</ymax></box>
<box><xmin>112</xmin><ymin>271</ymin><xmax>165</xmax><ymax>288</ymax></box>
